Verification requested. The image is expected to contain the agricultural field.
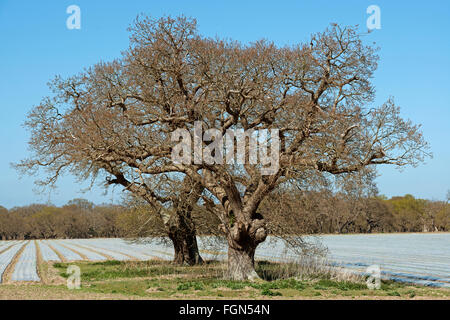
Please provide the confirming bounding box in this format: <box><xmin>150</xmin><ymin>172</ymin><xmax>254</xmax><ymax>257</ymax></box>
<box><xmin>0</xmin><ymin>233</ymin><xmax>448</xmax><ymax>299</ymax></box>
<box><xmin>258</xmin><ymin>233</ymin><xmax>450</xmax><ymax>288</ymax></box>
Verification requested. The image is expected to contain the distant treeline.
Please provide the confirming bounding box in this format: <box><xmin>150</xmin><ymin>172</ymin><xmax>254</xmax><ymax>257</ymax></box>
<box><xmin>0</xmin><ymin>195</ymin><xmax>448</xmax><ymax>240</ymax></box>
<box><xmin>0</xmin><ymin>199</ymin><xmax>124</xmax><ymax>240</ymax></box>
<box><xmin>263</xmin><ymin>192</ymin><xmax>450</xmax><ymax>235</ymax></box>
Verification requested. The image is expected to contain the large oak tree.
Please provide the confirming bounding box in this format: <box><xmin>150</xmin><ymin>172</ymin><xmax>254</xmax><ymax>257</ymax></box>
<box><xmin>17</xmin><ymin>16</ymin><xmax>430</xmax><ymax>279</ymax></box>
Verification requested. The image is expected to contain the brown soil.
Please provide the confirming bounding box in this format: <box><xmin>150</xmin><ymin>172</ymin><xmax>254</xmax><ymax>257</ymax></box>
<box><xmin>34</xmin><ymin>240</ymin><xmax>46</xmax><ymax>284</ymax></box>
<box><xmin>46</xmin><ymin>242</ymin><xmax>67</xmax><ymax>263</ymax></box>
<box><xmin>2</xmin><ymin>241</ymin><xmax>28</xmax><ymax>284</ymax></box>
<box><xmin>81</xmin><ymin>243</ymin><xmax>140</xmax><ymax>261</ymax></box>
<box><xmin>0</xmin><ymin>243</ymin><xmax>17</xmax><ymax>255</ymax></box>
<box><xmin>34</xmin><ymin>242</ymin><xmax>66</xmax><ymax>286</ymax></box>
<box><xmin>57</xmin><ymin>242</ymin><xmax>89</xmax><ymax>261</ymax></box>
<box><xmin>0</xmin><ymin>285</ymin><xmax>143</xmax><ymax>300</ymax></box>
<box><xmin>69</xmin><ymin>243</ymin><xmax>114</xmax><ymax>260</ymax></box>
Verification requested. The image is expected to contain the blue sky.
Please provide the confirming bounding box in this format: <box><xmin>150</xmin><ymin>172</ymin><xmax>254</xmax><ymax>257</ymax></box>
<box><xmin>0</xmin><ymin>0</ymin><xmax>449</xmax><ymax>208</ymax></box>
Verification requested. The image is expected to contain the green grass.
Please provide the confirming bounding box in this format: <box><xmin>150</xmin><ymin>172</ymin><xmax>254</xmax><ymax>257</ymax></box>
<box><xmin>261</xmin><ymin>288</ymin><xmax>283</xmax><ymax>296</ymax></box>
<box><xmin>313</xmin><ymin>279</ymin><xmax>367</xmax><ymax>291</ymax></box>
<box><xmin>51</xmin><ymin>260</ymin><xmax>450</xmax><ymax>299</ymax></box>
<box><xmin>54</xmin><ymin>260</ymin><xmax>218</xmax><ymax>281</ymax></box>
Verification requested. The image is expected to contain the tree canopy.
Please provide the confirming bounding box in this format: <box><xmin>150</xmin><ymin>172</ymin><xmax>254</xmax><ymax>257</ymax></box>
<box><xmin>16</xmin><ymin>16</ymin><xmax>430</xmax><ymax>279</ymax></box>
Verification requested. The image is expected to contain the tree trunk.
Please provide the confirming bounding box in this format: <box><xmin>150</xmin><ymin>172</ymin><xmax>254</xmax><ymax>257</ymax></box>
<box><xmin>224</xmin><ymin>214</ymin><xmax>267</xmax><ymax>280</ymax></box>
<box><xmin>169</xmin><ymin>227</ymin><xmax>203</xmax><ymax>265</ymax></box>
<box><xmin>164</xmin><ymin>178</ymin><xmax>204</xmax><ymax>265</ymax></box>
<box><xmin>167</xmin><ymin>205</ymin><xmax>203</xmax><ymax>265</ymax></box>
<box><xmin>227</xmin><ymin>242</ymin><xmax>259</xmax><ymax>281</ymax></box>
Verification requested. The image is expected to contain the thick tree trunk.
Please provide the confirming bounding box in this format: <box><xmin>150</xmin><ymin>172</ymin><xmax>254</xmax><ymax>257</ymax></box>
<box><xmin>224</xmin><ymin>214</ymin><xmax>268</xmax><ymax>280</ymax></box>
<box><xmin>169</xmin><ymin>227</ymin><xmax>203</xmax><ymax>265</ymax></box>
<box><xmin>167</xmin><ymin>205</ymin><xmax>203</xmax><ymax>265</ymax></box>
<box><xmin>227</xmin><ymin>242</ymin><xmax>259</xmax><ymax>281</ymax></box>
<box><xmin>165</xmin><ymin>178</ymin><xmax>204</xmax><ymax>265</ymax></box>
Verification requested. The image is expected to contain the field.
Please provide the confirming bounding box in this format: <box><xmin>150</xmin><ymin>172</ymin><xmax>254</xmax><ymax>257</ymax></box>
<box><xmin>0</xmin><ymin>234</ymin><xmax>449</xmax><ymax>299</ymax></box>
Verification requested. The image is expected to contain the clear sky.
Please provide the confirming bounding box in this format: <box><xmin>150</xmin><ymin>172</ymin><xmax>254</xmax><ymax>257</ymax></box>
<box><xmin>0</xmin><ymin>0</ymin><xmax>449</xmax><ymax>209</ymax></box>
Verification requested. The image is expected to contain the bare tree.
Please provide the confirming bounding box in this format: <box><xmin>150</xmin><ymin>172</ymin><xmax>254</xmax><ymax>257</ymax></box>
<box><xmin>16</xmin><ymin>16</ymin><xmax>430</xmax><ymax>279</ymax></box>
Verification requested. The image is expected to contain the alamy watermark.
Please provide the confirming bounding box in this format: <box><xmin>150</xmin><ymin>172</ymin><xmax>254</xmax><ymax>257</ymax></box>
<box><xmin>366</xmin><ymin>5</ymin><xmax>381</xmax><ymax>31</ymax></box>
<box><xmin>171</xmin><ymin>122</ymin><xmax>280</xmax><ymax>175</ymax></box>
<box><xmin>66</xmin><ymin>265</ymin><xmax>81</xmax><ymax>289</ymax></box>
<box><xmin>366</xmin><ymin>265</ymin><xmax>381</xmax><ymax>289</ymax></box>
<box><xmin>66</xmin><ymin>5</ymin><xmax>81</xmax><ymax>30</ymax></box>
